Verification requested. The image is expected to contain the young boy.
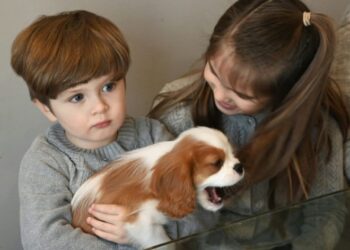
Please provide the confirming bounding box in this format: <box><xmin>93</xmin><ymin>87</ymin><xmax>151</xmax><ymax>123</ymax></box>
<box><xmin>11</xmin><ymin>10</ymin><xmax>173</xmax><ymax>249</ymax></box>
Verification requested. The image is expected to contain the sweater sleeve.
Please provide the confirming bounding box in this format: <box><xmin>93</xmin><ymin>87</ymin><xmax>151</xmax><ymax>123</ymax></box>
<box><xmin>344</xmin><ymin>96</ymin><xmax>350</xmax><ymax>182</ymax></box>
<box><xmin>157</xmin><ymin>104</ymin><xmax>194</xmax><ymax>137</ymax></box>
<box><xmin>18</xmin><ymin>139</ymin><xmax>135</xmax><ymax>250</ymax></box>
<box><xmin>346</xmin><ymin>134</ymin><xmax>350</xmax><ymax>182</ymax></box>
<box><xmin>290</xmin><ymin>119</ymin><xmax>348</xmax><ymax>249</ymax></box>
<box><xmin>147</xmin><ymin>117</ymin><xmax>174</xmax><ymax>143</ymax></box>
<box><xmin>152</xmin><ymin>73</ymin><xmax>199</xmax><ymax>137</ymax></box>
<box><xmin>290</xmin><ymin>194</ymin><xmax>347</xmax><ymax>250</ymax></box>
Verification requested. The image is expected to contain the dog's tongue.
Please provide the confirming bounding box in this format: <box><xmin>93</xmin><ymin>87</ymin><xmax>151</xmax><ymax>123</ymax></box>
<box><xmin>206</xmin><ymin>187</ymin><xmax>222</xmax><ymax>204</ymax></box>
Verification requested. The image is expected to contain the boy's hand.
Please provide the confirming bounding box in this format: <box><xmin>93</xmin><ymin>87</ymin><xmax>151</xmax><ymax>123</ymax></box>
<box><xmin>87</xmin><ymin>204</ymin><xmax>129</xmax><ymax>244</ymax></box>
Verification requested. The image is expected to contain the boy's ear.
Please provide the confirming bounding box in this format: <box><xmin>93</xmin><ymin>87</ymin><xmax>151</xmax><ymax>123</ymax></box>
<box><xmin>33</xmin><ymin>99</ymin><xmax>57</xmax><ymax>122</ymax></box>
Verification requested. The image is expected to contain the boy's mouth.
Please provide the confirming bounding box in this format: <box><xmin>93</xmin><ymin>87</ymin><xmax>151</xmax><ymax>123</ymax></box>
<box><xmin>94</xmin><ymin>120</ymin><xmax>111</xmax><ymax>128</ymax></box>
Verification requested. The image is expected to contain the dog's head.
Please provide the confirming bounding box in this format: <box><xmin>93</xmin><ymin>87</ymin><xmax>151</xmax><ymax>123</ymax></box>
<box><xmin>151</xmin><ymin>126</ymin><xmax>244</xmax><ymax>218</ymax></box>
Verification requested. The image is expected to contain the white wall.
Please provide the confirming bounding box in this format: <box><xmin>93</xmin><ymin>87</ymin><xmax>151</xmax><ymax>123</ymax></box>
<box><xmin>0</xmin><ymin>1</ymin><xmax>348</xmax><ymax>249</ymax></box>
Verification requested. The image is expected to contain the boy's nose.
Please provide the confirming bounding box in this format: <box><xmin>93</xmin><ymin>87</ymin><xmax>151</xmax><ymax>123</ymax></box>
<box><xmin>91</xmin><ymin>96</ymin><xmax>108</xmax><ymax>114</ymax></box>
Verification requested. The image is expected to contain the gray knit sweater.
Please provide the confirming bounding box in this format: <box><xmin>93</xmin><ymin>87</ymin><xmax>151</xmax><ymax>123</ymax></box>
<box><xmin>157</xmin><ymin>75</ymin><xmax>349</xmax><ymax>249</ymax></box>
<box><xmin>19</xmin><ymin>116</ymin><xmax>178</xmax><ymax>250</ymax></box>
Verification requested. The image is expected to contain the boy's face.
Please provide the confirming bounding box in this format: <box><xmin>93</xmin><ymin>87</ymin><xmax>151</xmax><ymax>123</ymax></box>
<box><xmin>35</xmin><ymin>73</ymin><xmax>126</xmax><ymax>149</ymax></box>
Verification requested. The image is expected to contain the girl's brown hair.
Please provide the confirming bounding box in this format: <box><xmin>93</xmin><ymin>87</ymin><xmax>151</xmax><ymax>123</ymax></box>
<box><xmin>149</xmin><ymin>0</ymin><xmax>349</xmax><ymax>204</ymax></box>
<box><xmin>11</xmin><ymin>10</ymin><xmax>130</xmax><ymax>106</ymax></box>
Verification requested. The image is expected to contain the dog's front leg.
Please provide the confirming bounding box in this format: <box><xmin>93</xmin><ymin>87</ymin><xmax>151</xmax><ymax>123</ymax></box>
<box><xmin>127</xmin><ymin>223</ymin><xmax>172</xmax><ymax>249</ymax></box>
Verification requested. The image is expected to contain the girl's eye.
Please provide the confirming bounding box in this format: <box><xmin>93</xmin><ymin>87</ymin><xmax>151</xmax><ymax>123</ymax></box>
<box><xmin>207</xmin><ymin>81</ymin><xmax>215</xmax><ymax>90</ymax></box>
<box><xmin>102</xmin><ymin>82</ymin><xmax>116</xmax><ymax>92</ymax></box>
<box><xmin>69</xmin><ymin>93</ymin><xmax>84</xmax><ymax>103</ymax></box>
<box><xmin>237</xmin><ymin>94</ymin><xmax>253</xmax><ymax>100</ymax></box>
<box><xmin>238</xmin><ymin>94</ymin><xmax>260</xmax><ymax>103</ymax></box>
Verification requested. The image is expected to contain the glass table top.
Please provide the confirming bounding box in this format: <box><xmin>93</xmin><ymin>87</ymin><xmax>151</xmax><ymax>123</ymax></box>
<box><xmin>149</xmin><ymin>188</ymin><xmax>350</xmax><ymax>250</ymax></box>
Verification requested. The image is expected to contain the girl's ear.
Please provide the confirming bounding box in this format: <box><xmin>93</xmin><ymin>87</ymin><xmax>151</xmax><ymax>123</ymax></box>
<box><xmin>33</xmin><ymin>99</ymin><xmax>57</xmax><ymax>122</ymax></box>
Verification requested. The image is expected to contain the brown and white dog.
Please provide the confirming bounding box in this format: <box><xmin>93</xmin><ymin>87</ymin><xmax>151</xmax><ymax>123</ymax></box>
<box><xmin>71</xmin><ymin>126</ymin><xmax>244</xmax><ymax>248</ymax></box>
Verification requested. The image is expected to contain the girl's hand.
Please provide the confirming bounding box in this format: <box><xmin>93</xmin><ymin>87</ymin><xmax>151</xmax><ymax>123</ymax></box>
<box><xmin>87</xmin><ymin>204</ymin><xmax>129</xmax><ymax>244</ymax></box>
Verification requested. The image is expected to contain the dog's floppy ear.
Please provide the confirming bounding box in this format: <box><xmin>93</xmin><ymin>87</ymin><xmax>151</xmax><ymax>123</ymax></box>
<box><xmin>150</xmin><ymin>139</ymin><xmax>196</xmax><ymax>218</ymax></box>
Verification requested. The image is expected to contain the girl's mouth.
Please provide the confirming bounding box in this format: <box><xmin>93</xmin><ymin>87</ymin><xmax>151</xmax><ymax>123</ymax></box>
<box><xmin>217</xmin><ymin>100</ymin><xmax>234</xmax><ymax>110</ymax></box>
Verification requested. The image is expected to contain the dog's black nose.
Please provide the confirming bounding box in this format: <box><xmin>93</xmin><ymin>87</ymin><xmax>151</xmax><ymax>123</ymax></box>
<box><xmin>233</xmin><ymin>163</ymin><xmax>244</xmax><ymax>175</ymax></box>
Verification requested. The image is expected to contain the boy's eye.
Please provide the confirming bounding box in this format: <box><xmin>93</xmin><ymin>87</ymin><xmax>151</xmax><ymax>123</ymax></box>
<box><xmin>102</xmin><ymin>82</ymin><xmax>116</xmax><ymax>92</ymax></box>
<box><xmin>69</xmin><ymin>93</ymin><xmax>84</xmax><ymax>103</ymax></box>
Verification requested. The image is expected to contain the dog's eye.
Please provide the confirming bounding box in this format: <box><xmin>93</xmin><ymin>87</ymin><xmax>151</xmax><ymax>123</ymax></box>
<box><xmin>212</xmin><ymin>159</ymin><xmax>223</xmax><ymax>168</ymax></box>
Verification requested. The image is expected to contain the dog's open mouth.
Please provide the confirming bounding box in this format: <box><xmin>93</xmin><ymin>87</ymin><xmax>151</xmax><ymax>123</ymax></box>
<box><xmin>205</xmin><ymin>187</ymin><xmax>226</xmax><ymax>205</ymax></box>
<box><xmin>205</xmin><ymin>184</ymin><xmax>243</xmax><ymax>205</ymax></box>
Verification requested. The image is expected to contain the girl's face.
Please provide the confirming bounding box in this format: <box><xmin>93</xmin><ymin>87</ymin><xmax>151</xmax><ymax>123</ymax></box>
<box><xmin>204</xmin><ymin>57</ymin><xmax>270</xmax><ymax>116</ymax></box>
<box><xmin>37</xmin><ymin>73</ymin><xmax>126</xmax><ymax>149</ymax></box>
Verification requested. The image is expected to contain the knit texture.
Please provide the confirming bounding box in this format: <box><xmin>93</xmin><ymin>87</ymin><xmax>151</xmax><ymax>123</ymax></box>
<box><xmin>158</xmin><ymin>74</ymin><xmax>349</xmax><ymax>249</ymax></box>
<box><xmin>19</xmin><ymin>116</ymin><xmax>175</xmax><ymax>250</ymax></box>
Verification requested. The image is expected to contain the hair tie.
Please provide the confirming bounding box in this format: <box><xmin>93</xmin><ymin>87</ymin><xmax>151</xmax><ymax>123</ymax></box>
<box><xmin>303</xmin><ymin>12</ymin><xmax>311</xmax><ymax>26</ymax></box>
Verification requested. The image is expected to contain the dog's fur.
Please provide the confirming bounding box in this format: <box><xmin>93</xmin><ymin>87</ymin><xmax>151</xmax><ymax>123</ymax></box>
<box><xmin>71</xmin><ymin>127</ymin><xmax>244</xmax><ymax>248</ymax></box>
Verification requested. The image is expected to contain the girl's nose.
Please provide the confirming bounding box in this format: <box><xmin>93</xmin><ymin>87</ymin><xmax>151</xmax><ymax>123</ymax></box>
<box><xmin>214</xmin><ymin>86</ymin><xmax>227</xmax><ymax>102</ymax></box>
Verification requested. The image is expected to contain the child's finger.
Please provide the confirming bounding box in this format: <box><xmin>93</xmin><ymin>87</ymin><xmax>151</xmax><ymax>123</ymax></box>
<box><xmin>90</xmin><ymin>204</ymin><xmax>126</xmax><ymax>216</ymax></box>
<box><xmin>89</xmin><ymin>208</ymin><xmax>121</xmax><ymax>223</ymax></box>
<box><xmin>92</xmin><ymin>227</ymin><xmax>129</xmax><ymax>244</ymax></box>
<box><xmin>87</xmin><ymin>216</ymin><xmax>117</xmax><ymax>232</ymax></box>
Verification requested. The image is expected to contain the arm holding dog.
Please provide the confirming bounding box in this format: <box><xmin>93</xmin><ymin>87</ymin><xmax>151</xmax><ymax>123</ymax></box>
<box><xmin>72</xmin><ymin>127</ymin><xmax>244</xmax><ymax>248</ymax></box>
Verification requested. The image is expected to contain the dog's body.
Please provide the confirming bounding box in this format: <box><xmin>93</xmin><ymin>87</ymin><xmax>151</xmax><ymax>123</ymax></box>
<box><xmin>71</xmin><ymin>127</ymin><xmax>244</xmax><ymax>248</ymax></box>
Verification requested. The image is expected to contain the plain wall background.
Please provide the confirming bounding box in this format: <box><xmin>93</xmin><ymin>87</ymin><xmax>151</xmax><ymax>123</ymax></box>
<box><xmin>0</xmin><ymin>1</ymin><xmax>348</xmax><ymax>249</ymax></box>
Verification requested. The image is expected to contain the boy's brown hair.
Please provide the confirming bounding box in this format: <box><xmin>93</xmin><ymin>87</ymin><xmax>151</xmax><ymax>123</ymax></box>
<box><xmin>11</xmin><ymin>10</ymin><xmax>130</xmax><ymax>106</ymax></box>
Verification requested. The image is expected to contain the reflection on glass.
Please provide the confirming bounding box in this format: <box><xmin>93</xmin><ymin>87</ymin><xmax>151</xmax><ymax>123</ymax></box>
<box><xmin>149</xmin><ymin>188</ymin><xmax>350</xmax><ymax>250</ymax></box>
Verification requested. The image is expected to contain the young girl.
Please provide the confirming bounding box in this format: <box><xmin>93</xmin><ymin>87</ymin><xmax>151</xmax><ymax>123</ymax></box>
<box><xmin>149</xmin><ymin>0</ymin><xmax>349</xmax><ymax>248</ymax></box>
<box><xmin>11</xmin><ymin>10</ymin><xmax>174</xmax><ymax>249</ymax></box>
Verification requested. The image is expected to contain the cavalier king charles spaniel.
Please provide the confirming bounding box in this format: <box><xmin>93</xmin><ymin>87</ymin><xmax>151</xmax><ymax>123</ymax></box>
<box><xmin>71</xmin><ymin>126</ymin><xmax>244</xmax><ymax>248</ymax></box>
